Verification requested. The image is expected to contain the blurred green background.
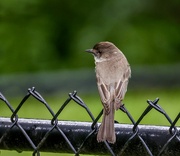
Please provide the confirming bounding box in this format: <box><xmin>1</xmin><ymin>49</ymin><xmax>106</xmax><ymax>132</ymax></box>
<box><xmin>0</xmin><ymin>0</ymin><xmax>180</xmax><ymax>155</ymax></box>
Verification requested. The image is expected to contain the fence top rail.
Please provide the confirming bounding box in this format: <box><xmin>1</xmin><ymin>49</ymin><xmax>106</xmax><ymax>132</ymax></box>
<box><xmin>1</xmin><ymin>117</ymin><xmax>179</xmax><ymax>130</ymax></box>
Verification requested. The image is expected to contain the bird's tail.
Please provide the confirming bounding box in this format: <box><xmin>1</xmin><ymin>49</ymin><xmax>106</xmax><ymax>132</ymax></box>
<box><xmin>97</xmin><ymin>103</ymin><xmax>115</xmax><ymax>144</ymax></box>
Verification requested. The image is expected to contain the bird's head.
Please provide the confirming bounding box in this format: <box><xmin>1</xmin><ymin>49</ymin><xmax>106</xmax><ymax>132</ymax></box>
<box><xmin>85</xmin><ymin>41</ymin><xmax>119</xmax><ymax>60</ymax></box>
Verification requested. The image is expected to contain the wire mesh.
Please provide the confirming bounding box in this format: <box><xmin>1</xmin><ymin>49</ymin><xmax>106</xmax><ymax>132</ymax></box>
<box><xmin>0</xmin><ymin>87</ymin><xmax>179</xmax><ymax>156</ymax></box>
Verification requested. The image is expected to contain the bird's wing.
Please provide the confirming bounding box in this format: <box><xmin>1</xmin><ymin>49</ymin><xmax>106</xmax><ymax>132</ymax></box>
<box><xmin>114</xmin><ymin>66</ymin><xmax>131</xmax><ymax>110</ymax></box>
<box><xmin>96</xmin><ymin>75</ymin><xmax>111</xmax><ymax>115</ymax></box>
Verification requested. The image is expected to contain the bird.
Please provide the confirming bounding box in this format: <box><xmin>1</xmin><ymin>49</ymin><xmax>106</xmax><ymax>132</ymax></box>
<box><xmin>85</xmin><ymin>41</ymin><xmax>131</xmax><ymax>144</ymax></box>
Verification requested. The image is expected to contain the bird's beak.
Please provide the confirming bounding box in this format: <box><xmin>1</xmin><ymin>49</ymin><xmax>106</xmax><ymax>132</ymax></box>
<box><xmin>85</xmin><ymin>49</ymin><xmax>94</xmax><ymax>53</ymax></box>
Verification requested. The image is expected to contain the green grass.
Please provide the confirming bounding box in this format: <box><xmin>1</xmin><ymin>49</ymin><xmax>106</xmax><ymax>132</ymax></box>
<box><xmin>0</xmin><ymin>89</ymin><xmax>180</xmax><ymax>155</ymax></box>
<box><xmin>0</xmin><ymin>151</ymin><xmax>89</xmax><ymax>156</ymax></box>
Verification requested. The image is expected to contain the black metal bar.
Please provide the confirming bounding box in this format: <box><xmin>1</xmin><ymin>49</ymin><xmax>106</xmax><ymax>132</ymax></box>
<box><xmin>0</xmin><ymin>117</ymin><xmax>179</xmax><ymax>155</ymax></box>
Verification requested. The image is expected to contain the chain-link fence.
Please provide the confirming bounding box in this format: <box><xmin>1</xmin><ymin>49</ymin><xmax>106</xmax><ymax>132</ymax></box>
<box><xmin>0</xmin><ymin>87</ymin><xmax>179</xmax><ymax>156</ymax></box>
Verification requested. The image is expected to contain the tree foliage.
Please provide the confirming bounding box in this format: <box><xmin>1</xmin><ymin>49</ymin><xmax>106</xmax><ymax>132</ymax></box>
<box><xmin>0</xmin><ymin>0</ymin><xmax>179</xmax><ymax>73</ymax></box>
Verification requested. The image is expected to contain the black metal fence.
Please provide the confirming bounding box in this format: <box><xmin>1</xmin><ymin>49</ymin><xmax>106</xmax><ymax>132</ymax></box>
<box><xmin>0</xmin><ymin>87</ymin><xmax>179</xmax><ymax>156</ymax></box>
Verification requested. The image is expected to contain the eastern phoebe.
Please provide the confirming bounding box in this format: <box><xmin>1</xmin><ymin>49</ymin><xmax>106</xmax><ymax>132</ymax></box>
<box><xmin>85</xmin><ymin>41</ymin><xmax>131</xmax><ymax>144</ymax></box>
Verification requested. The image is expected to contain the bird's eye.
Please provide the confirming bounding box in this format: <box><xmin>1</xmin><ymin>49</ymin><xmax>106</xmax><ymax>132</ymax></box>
<box><xmin>98</xmin><ymin>50</ymin><xmax>102</xmax><ymax>54</ymax></box>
